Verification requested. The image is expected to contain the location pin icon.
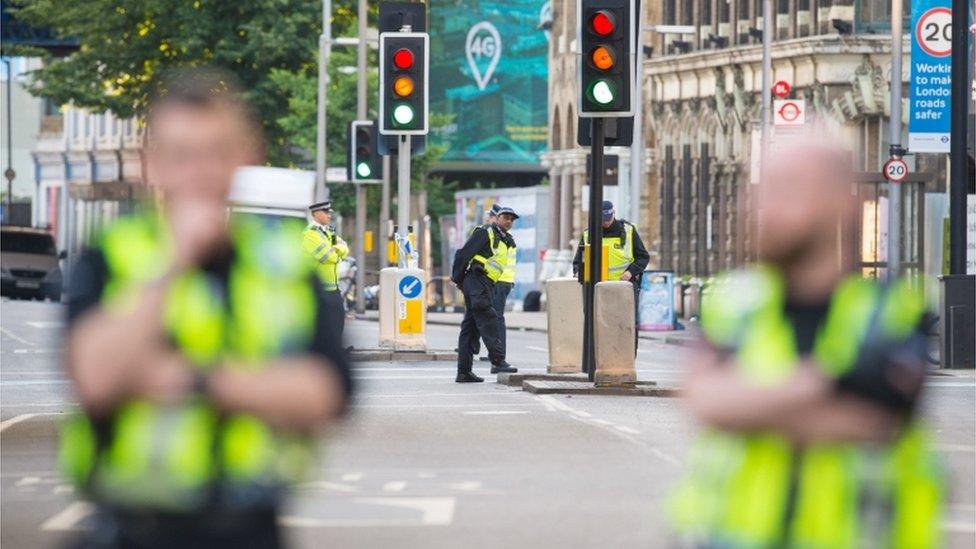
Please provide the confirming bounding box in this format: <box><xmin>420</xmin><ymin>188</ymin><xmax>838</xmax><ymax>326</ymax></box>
<box><xmin>465</xmin><ymin>21</ymin><xmax>502</xmax><ymax>91</ymax></box>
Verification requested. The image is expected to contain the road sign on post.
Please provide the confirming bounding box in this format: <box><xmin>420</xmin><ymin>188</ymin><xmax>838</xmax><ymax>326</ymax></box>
<box><xmin>908</xmin><ymin>0</ymin><xmax>952</xmax><ymax>153</ymax></box>
<box><xmin>772</xmin><ymin>80</ymin><xmax>791</xmax><ymax>99</ymax></box>
<box><xmin>577</xmin><ymin>0</ymin><xmax>636</xmax><ymax>117</ymax></box>
<box><xmin>883</xmin><ymin>158</ymin><xmax>910</xmax><ymax>183</ymax></box>
<box><xmin>773</xmin><ymin>99</ymin><xmax>805</xmax><ymax>126</ymax></box>
<box><xmin>348</xmin><ymin>120</ymin><xmax>382</xmax><ymax>182</ymax></box>
<box><xmin>379</xmin><ymin>32</ymin><xmax>429</xmax><ymax>136</ymax></box>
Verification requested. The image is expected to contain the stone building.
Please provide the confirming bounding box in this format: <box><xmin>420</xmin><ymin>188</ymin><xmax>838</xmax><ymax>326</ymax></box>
<box><xmin>543</xmin><ymin>0</ymin><xmax>952</xmax><ymax>282</ymax></box>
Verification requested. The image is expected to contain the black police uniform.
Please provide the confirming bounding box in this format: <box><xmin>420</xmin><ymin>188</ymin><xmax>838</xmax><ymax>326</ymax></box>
<box><xmin>452</xmin><ymin>224</ymin><xmax>506</xmax><ymax>380</ymax></box>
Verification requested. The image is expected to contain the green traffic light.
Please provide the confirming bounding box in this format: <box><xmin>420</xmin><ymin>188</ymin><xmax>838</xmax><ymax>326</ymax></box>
<box><xmin>588</xmin><ymin>80</ymin><xmax>615</xmax><ymax>105</ymax></box>
<box><xmin>392</xmin><ymin>104</ymin><xmax>415</xmax><ymax>126</ymax></box>
<box><xmin>356</xmin><ymin>162</ymin><xmax>372</xmax><ymax>178</ymax></box>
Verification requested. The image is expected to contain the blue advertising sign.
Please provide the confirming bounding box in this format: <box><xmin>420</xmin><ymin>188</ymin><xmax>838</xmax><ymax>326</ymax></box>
<box><xmin>908</xmin><ymin>0</ymin><xmax>952</xmax><ymax>153</ymax></box>
<box><xmin>398</xmin><ymin>275</ymin><xmax>423</xmax><ymax>299</ymax></box>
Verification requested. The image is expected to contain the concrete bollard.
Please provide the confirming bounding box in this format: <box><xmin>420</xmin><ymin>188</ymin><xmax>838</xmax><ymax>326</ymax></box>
<box><xmin>545</xmin><ymin>277</ymin><xmax>583</xmax><ymax>373</ymax></box>
<box><xmin>594</xmin><ymin>281</ymin><xmax>636</xmax><ymax>386</ymax></box>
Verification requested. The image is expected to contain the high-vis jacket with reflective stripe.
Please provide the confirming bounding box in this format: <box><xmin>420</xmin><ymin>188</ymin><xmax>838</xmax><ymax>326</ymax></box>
<box><xmin>669</xmin><ymin>266</ymin><xmax>943</xmax><ymax>548</ymax></box>
<box><xmin>468</xmin><ymin>224</ymin><xmax>509</xmax><ymax>283</ymax></box>
<box><xmin>583</xmin><ymin>222</ymin><xmax>635</xmax><ymax>279</ymax></box>
<box><xmin>59</xmin><ymin>212</ymin><xmax>318</xmax><ymax>512</ymax></box>
<box><xmin>498</xmin><ymin>240</ymin><xmax>517</xmax><ymax>284</ymax></box>
<box><xmin>302</xmin><ymin>224</ymin><xmax>349</xmax><ymax>291</ymax></box>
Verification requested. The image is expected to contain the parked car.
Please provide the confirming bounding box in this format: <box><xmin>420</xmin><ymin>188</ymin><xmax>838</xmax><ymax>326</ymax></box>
<box><xmin>1</xmin><ymin>226</ymin><xmax>64</xmax><ymax>301</ymax></box>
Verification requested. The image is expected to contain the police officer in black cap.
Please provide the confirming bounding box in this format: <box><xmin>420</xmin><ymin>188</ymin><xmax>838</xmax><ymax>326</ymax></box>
<box><xmin>451</xmin><ymin>207</ymin><xmax>519</xmax><ymax>382</ymax></box>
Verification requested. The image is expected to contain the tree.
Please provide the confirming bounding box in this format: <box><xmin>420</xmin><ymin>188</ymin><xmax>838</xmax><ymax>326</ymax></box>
<box><xmin>10</xmin><ymin>0</ymin><xmax>342</xmax><ymax>165</ymax></box>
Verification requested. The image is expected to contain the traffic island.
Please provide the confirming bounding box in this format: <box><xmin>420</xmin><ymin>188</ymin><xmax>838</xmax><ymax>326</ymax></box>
<box><xmin>495</xmin><ymin>372</ymin><xmax>590</xmax><ymax>387</ymax></box>
<box><xmin>521</xmin><ymin>379</ymin><xmax>676</xmax><ymax>397</ymax></box>
<box><xmin>350</xmin><ymin>349</ymin><xmax>458</xmax><ymax>362</ymax></box>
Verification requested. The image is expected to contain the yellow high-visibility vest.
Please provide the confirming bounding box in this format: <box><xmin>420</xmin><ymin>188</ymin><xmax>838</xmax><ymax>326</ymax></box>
<box><xmin>302</xmin><ymin>224</ymin><xmax>349</xmax><ymax>291</ymax></box>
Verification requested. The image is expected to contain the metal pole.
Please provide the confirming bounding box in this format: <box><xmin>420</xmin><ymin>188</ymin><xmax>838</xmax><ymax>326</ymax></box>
<box><xmin>315</xmin><ymin>0</ymin><xmax>332</xmax><ymax>200</ymax></box>
<box><xmin>380</xmin><ymin>154</ymin><xmax>391</xmax><ymax>266</ymax></box>
<box><xmin>948</xmin><ymin>0</ymin><xmax>969</xmax><ymax>275</ymax></box>
<box><xmin>630</xmin><ymin>27</ymin><xmax>644</xmax><ymax>223</ymax></box>
<box><xmin>887</xmin><ymin>0</ymin><xmax>903</xmax><ymax>279</ymax></box>
<box><xmin>759</xmin><ymin>0</ymin><xmax>773</xmax><ymax>187</ymax></box>
<box><xmin>4</xmin><ymin>58</ymin><xmax>13</xmax><ymax>217</ymax></box>
<box><xmin>354</xmin><ymin>0</ymin><xmax>368</xmax><ymax>313</ymax></box>
<box><xmin>397</xmin><ymin>135</ymin><xmax>411</xmax><ymax>243</ymax></box>
<box><xmin>583</xmin><ymin>118</ymin><xmax>605</xmax><ymax>381</ymax></box>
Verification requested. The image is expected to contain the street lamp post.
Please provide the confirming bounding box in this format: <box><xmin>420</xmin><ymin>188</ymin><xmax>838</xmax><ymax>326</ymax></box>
<box><xmin>3</xmin><ymin>58</ymin><xmax>14</xmax><ymax>220</ymax></box>
<box><xmin>355</xmin><ymin>0</ymin><xmax>368</xmax><ymax>314</ymax></box>
<box><xmin>887</xmin><ymin>0</ymin><xmax>904</xmax><ymax>279</ymax></box>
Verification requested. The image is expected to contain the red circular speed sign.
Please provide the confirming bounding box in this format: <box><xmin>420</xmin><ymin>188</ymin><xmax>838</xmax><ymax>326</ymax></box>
<box><xmin>915</xmin><ymin>7</ymin><xmax>952</xmax><ymax>57</ymax></box>
<box><xmin>772</xmin><ymin>80</ymin><xmax>791</xmax><ymax>99</ymax></box>
<box><xmin>883</xmin><ymin>158</ymin><xmax>910</xmax><ymax>183</ymax></box>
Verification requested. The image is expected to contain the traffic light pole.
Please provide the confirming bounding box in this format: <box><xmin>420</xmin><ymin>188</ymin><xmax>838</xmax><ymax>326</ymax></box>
<box><xmin>582</xmin><ymin>118</ymin><xmax>605</xmax><ymax>381</ymax></box>
<box><xmin>354</xmin><ymin>0</ymin><xmax>368</xmax><ymax>314</ymax></box>
<box><xmin>948</xmin><ymin>0</ymin><xmax>969</xmax><ymax>275</ymax></box>
<box><xmin>397</xmin><ymin>135</ymin><xmax>412</xmax><ymax>256</ymax></box>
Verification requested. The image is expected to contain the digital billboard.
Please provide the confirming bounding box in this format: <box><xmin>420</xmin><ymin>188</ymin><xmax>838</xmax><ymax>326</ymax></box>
<box><xmin>429</xmin><ymin>0</ymin><xmax>551</xmax><ymax>169</ymax></box>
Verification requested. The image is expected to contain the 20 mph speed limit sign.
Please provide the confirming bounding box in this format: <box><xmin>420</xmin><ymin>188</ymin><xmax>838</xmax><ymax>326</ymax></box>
<box><xmin>883</xmin><ymin>158</ymin><xmax>910</xmax><ymax>183</ymax></box>
<box><xmin>915</xmin><ymin>7</ymin><xmax>952</xmax><ymax>57</ymax></box>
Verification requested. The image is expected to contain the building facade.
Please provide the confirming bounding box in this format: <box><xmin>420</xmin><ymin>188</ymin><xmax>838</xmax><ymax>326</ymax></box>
<box><xmin>544</xmin><ymin>0</ymin><xmax>952</xmax><ymax>283</ymax></box>
<box><xmin>32</xmin><ymin>105</ymin><xmax>143</xmax><ymax>260</ymax></box>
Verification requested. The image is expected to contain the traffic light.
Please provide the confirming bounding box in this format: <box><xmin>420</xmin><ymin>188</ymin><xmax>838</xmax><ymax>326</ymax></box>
<box><xmin>577</xmin><ymin>0</ymin><xmax>636</xmax><ymax>117</ymax></box>
<box><xmin>379</xmin><ymin>32</ymin><xmax>429</xmax><ymax>135</ymax></box>
<box><xmin>348</xmin><ymin>120</ymin><xmax>381</xmax><ymax>181</ymax></box>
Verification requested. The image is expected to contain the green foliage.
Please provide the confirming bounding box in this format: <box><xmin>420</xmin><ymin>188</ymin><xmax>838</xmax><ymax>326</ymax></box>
<box><xmin>10</xmin><ymin>0</ymin><xmax>371</xmax><ymax>166</ymax></box>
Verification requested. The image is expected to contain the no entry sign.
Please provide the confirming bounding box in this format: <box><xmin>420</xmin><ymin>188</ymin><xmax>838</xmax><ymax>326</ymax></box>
<box><xmin>883</xmin><ymin>158</ymin><xmax>910</xmax><ymax>183</ymax></box>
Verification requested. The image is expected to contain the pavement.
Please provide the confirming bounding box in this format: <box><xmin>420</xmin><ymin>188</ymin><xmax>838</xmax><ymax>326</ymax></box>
<box><xmin>2</xmin><ymin>298</ymin><xmax>974</xmax><ymax>548</ymax></box>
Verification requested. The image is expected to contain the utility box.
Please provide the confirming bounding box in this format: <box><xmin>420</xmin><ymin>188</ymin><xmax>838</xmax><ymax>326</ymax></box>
<box><xmin>378</xmin><ymin>268</ymin><xmax>398</xmax><ymax>348</ymax></box>
<box><xmin>546</xmin><ymin>277</ymin><xmax>583</xmax><ymax>373</ymax></box>
<box><xmin>389</xmin><ymin>268</ymin><xmax>427</xmax><ymax>351</ymax></box>
<box><xmin>939</xmin><ymin>274</ymin><xmax>975</xmax><ymax>369</ymax></box>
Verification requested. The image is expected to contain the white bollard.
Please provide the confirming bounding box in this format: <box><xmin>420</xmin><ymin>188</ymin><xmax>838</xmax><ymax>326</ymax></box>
<box><xmin>594</xmin><ymin>281</ymin><xmax>637</xmax><ymax>386</ymax></box>
<box><xmin>378</xmin><ymin>267</ymin><xmax>398</xmax><ymax>348</ymax></box>
<box><xmin>545</xmin><ymin>277</ymin><xmax>583</xmax><ymax>373</ymax></box>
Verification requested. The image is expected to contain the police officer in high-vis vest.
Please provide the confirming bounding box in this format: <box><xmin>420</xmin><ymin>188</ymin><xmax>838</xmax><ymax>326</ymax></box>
<box><xmin>302</xmin><ymin>200</ymin><xmax>350</xmax><ymax>336</ymax></box>
<box><xmin>572</xmin><ymin>200</ymin><xmax>649</xmax><ymax>351</ymax></box>
<box><xmin>62</xmin><ymin>69</ymin><xmax>352</xmax><ymax>548</ymax></box>
<box><xmin>493</xmin><ymin>206</ymin><xmax>519</xmax><ymax>362</ymax></box>
<box><xmin>451</xmin><ymin>208</ymin><xmax>519</xmax><ymax>382</ymax></box>
<box><xmin>670</xmin><ymin>143</ymin><xmax>942</xmax><ymax>547</ymax></box>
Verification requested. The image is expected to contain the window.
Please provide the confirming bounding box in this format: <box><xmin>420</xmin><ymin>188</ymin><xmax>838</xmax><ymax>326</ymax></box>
<box><xmin>738</xmin><ymin>0</ymin><xmax>751</xmax><ymax>19</ymax></box>
<box><xmin>719</xmin><ymin>0</ymin><xmax>730</xmax><ymax>22</ymax></box>
<box><xmin>682</xmin><ymin>0</ymin><xmax>694</xmax><ymax>25</ymax></box>
<box><xmin>665</xmin><ymin>0</ymin><xmax>677</xmax><ymax>25</ymax></box>
<box><xmin>702</xmin><ymin>0</ymin><xmax>713</xmax><ymax>25</ymax></box>
<box><xmin>857</xmin><ymin>0</ymin><xmax>910</xmax><ymax>32</ymax></box>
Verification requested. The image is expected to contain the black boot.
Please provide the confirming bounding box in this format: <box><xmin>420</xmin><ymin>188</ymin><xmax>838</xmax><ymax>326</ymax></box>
<box><xmin>455</xmin><ymin>372</ymin><xmax>485</xmax><ymax>383</ymax></box>
<box><xmin>490</xmin><ymin>362</ymin><xmax>518</xmax><ymax>374</ymax></box>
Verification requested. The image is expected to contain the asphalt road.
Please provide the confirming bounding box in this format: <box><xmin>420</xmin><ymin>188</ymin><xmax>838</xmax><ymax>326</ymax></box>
<box><xmin>2</xmin><ymin>298</ymin><xmax>974</xmax><ymax>548</ymax></box>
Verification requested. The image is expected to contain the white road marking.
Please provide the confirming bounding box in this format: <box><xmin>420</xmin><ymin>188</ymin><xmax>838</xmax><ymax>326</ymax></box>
<box><xmin>0</xmin><ymin>412</ymin><xmax>62</xmax><ymax>432</ymax></box>
<box><xmin>382</xmin><ymin>481</ymin><xmax>406</xmax><ymax>492</ymax></box>
<box><xmin>16</xmin><ymin>476</ymin><xmax>41</xmax><ymax>486</ymax></box>
<box><xmin>0</xmin><ymin>327</ymin><xmax>35</xmax><ymax>346</ymax></box>
<box><xmin>341</xmin><ymin>473</ymin><xmax>363</xmax><ymax>482</ymax></box>
<box><xmin>927</xmin><ymin>382</ymin><xmax>976</xmax><ymax>388</ymax></box>
<box><xmin>41</xmin><ymin>501</ymin><xmax>95</xmax><ymax>531</ymax></box>
<box><xmin>351</xmin><ymin>403</ymin><xmax>534</xmax><ymax>409</ymax></box>
<box><xmin>358</xmin><ymin>392</ymin><xmax>526</xmax><ymax>399</ymax></box>
<box><xmin>934</xmin><ymin>443</ymin><xmax>976</xmax><ymax>453</ymax></box>
<box><xmin>279</xmin><ymin>497</ymin><xmax>455</xmax><ymax>528</ymax></box>
<box><xmin>297</xmin><ymin>481</ymin><xmax>360</xmax><ymax>493</ymax></box>
<box><xmin>448</xmin><ymin>481</ymin><xmax>483</xmax><ymax>492</ymax></box>
<box><xmin>463</xmin><ymin>410</ymin><xmax>529</xmax><ymax>415</ymax></box>
<box><xmin>526</xmin><ymin>346</ymin><xmax>548</xmax><ymax>353</ymax></box>
<box><xmin>942</xmin><ymin>520</ymin><xmax>976</xmax><ymax>534</ymax></box>
<box><xmin>26</xmin><ymin>321</ymin><xmax>64</xmax><ymax>329</ymax></box>
<box><xmin>535</xmin><ymin>395</ymin><xmax>680</xmax><ymax>467</ymax></box>
<box><xmin>0</xmin><ymin>379</ymin><xmax>70</xmax><ymax>385</ymax></box>
<box><xmin>12</xmin><ymin>348</ymin><xmax>60</xmax><ymax>354</ymax></box>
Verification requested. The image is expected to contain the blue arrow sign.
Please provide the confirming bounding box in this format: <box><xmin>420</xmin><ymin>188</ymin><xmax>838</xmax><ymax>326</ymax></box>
<box><xmin>398</xmin><ymin>275</ymin><xmax>423</xmax><ymax>299</ymax></box>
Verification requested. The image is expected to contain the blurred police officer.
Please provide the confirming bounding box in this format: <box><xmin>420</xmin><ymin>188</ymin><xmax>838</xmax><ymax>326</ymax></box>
<box><xmin>303</xmin><ymin>200</ymin><xmax>350</xmax><ymax>336</ymax></box>
<box><xmin>572</xmin><ymin>200</ymin><xmax>649</xmax><ymax>351</ymax></box>
<box><xmin>671</xmin><ymin>143</ymin><xmax>942</xmax><ymax>547</ymax></box>
<box><xmin>451</xmin><ymin>208</ymin><xmax>518</xmax><ymax>382</ymax></box>
<box><xmin>63</xmin><ymin>68</ymin><xmax>352</xmax><ymax>548</ymax></box>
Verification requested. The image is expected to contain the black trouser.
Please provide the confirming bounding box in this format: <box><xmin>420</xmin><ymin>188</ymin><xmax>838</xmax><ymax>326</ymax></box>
<box><xmin>75</xmin><ymin>506</ymin><xmax>282</xmax><ymax>549</ymax></box>
<box><xmin>493</xmin><ymin>281</ymin><xmax>513</xmax><ymax>358</ymax></box>
<box><xmin>457</xmin><ymin>271</ymin><xmax>503</xmax><ymax>373</ymax></box>
<box><xmin>323</xmin><ymin>289</ymin><xmax>345</xmax><ymax>337</ymax></box>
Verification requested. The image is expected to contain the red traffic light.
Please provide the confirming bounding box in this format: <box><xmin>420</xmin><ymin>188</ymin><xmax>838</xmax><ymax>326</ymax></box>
<box><xmin>590</xmin><ymin>11</ymin><xmax>615</xmax><ymax>36</ymax></box>
<box><xmin>393</xmin><ymin>48</ymin><xmax>414</xmax><ymax>70</ymax></box>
